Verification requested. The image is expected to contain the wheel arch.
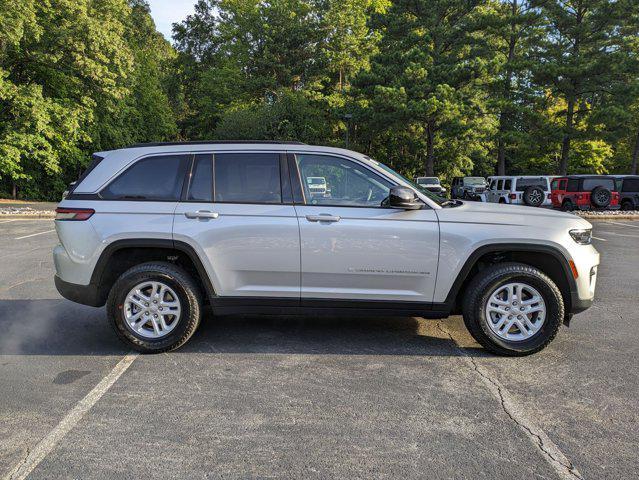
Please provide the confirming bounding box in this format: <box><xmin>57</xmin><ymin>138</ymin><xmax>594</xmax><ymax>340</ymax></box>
<box><xmin>91</xmin><ymin>239</ymin><xmax>216</xmax><ymax>306</ymax></box>
<box><xmin>443</xmin><ymin>243</ymin><xmax>577</xmax><ymax>318</ymax></box>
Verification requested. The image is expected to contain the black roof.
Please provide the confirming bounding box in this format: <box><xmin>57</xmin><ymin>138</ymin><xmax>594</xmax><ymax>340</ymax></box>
<box><xmin>126</xmin><ymin>140</ymin><xmax>307</xmax><ymax>148</ymax></box>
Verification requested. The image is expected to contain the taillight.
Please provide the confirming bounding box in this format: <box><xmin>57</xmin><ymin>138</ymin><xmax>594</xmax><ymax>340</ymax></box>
<box><xmin>509</xmin><ymin>193</ymin><xmax>517</xmax><ymax>200</ymax></box>
<box><xmin>55</xmin><ymin>207</ymin><xmax>95</xmax><ymax>221</ymax></box>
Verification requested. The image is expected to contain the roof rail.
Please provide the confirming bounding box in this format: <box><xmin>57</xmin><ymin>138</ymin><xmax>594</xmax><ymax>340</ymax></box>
<box><xmin>126</xmin><ymin>140</ymin><xmax>307</xmax><ymax>148</ymax></box>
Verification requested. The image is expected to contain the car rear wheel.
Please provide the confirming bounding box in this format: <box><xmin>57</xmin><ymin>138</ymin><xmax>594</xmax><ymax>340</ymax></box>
<box><xmin>462</xmin><ymin>263</ymin><xmax>564</xmax><ymax>356</ymax></box>
<box><xmin>107</xmin><ymin>262</ymin><xmax>202</xmax><ymax>353</ymax></box>
<box><xmin>621</xmin><ymin>200</ymin><xmax>634</xmax><ymax>211</ymax></box>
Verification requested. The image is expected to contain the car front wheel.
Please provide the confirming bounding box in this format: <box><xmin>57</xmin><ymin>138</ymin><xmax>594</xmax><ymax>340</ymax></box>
<box><xmin>107</xmin><ymin>262</ymin><xmax>202</xmax><ymax>353</ymax></box>
<box><xmin>462</xmin><ymin>263</ymin><xmax>564</xmax><ymax>356</ymax></box>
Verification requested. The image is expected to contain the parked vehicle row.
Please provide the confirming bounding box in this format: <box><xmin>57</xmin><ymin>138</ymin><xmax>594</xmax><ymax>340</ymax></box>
<box><xmin>445</xmin><ymin>174</ymin><xmax>639</xmax><ymax>210</ymax></box>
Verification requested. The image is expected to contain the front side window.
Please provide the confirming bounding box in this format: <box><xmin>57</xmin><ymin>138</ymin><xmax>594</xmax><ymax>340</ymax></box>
<box><xmin>551</xmin><ymin>179</ymin><xmax>559</xmax><ymax>190</ymax></box>
<box><xmin>296</xmin><ymin>154</ymin><xmax>392</xmax><ymax>207</ymax></box>
<box><xmin>214</xmin><ymin>153</ymin><xmax>282</xmax><ymax>204</ymax></box>
<box><xmin>101</xmin><ymin>155</ymin><xmax>189</xmax><ymax>200</ymax></box>
<box><xmin>567</xmin><ymin>179</ymin><xmax>579</xmax><ymax>192</ymax></box>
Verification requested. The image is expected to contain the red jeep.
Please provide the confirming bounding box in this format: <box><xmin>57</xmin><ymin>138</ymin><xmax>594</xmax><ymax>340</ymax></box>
<box><xmin>551</xmin><ymin>175</ymin><xmax>620</xmax><ymax>211</ymax></box>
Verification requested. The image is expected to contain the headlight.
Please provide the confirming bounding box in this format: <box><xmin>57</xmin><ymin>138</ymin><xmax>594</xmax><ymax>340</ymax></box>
<box><xmin>569</xmin><ymin>228</ymin><xmax>592</xmax><ymax>245</ymax></box>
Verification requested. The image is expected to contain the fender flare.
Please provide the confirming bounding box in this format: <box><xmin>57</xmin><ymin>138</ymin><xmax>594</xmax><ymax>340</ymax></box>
<box><xmin>90</xmin><ymin>238</ymin><xmax>216</xmax><ymax>302</ymax></box>
<box><xmin>442</xmin><ymin>243</ymin><xmax>577</xmax><ymax>308</ymax></box>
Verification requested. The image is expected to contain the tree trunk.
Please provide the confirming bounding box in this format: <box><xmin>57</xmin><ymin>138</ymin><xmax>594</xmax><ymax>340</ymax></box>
<box><xmin>425</xmin><ymin>122</ymin><xmax>435</xmax><ymax>176</ymax></box>
<box><xmin>559</xmin><ymin>96</ymin><xmax>575</xmax><ymax>175</ymax></box>
<box><xmin>631</xmin><ymin>127</ymin><xmax>639</xmax><ymax>175</ymax></box>
<box><xmin>497</xmin><ymin>0</ymin><xmax>518</xmax><ymax>176</ymax></box>
<box><xmin>12</xmin><ymin>182</ymin><xmax>17</xmax><ymax>200</ymax></box>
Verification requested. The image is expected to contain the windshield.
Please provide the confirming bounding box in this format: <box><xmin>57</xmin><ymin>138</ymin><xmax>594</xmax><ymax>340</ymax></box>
<box><xmin>367</xmin><ymin>158</ymin><xmax>447</xmax><ymax>206</ymax></box>
<box><xmin>464</xmin><ymin>177</ymin><xmax>486</xmax><ymax>186</ymax></box>
<box><xmin>417</xmin><ymin>177</ymin><xmax>440</xmax><ymax>185</ymax></box>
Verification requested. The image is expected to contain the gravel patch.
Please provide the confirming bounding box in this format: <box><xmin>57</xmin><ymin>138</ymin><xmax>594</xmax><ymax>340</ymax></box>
<box><xmin>0</xmin><ymin>207</ymin><xmax>55</xmax><ymax>218</ymax></box>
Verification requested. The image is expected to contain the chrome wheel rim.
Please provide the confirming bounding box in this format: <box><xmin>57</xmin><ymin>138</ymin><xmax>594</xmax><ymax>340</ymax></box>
<box><xmin>485</xmin><ymin>282</ymin><xmax>546</xmax><ymax>342</ymax></box>
<box><xmin>529</xmin><ymin>190</ymin><xmax>542</xmax><ymax>204</ymax></box>
<box><xmin>124</xmin><ymin>281</ymin><xmax>182</xmax><ymax>339</ymax></box>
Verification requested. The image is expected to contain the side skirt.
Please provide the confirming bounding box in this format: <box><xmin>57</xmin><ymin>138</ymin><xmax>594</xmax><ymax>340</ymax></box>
<box><xmin>209</xmin><ymin>297</ymin><xmax>451</xmax><ymax>319</ymax></box>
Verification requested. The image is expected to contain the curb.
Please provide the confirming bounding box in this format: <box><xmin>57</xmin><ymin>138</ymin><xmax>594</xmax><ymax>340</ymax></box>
<box><xmin>0</xmin><ymin>213</ymin><xmax>56</xmax><ymax>219</ymax></box>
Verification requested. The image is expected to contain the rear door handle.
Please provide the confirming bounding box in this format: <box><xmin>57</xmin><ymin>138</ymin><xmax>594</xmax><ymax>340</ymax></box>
<box><xmin>185</xmin><ymin>210</ymin><xmax>219</xmax><ymax>219</ymax></box>
<box><xmin>305</xmin><ymin>214</ymin><xmax>340</xmax><ymax>223</ymax></box>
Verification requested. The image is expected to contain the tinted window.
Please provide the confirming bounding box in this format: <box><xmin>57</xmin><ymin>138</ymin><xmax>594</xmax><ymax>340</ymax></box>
<box><xmin>101</xmin><ymin>155</ymin><xmax>189</xmax><ymax>200</ymax></box>
<box><xmin>504</xmin><ymin>179</ymin><xmax>512</xmax><ymax>190</ymax></box>
<box><xmin>489</xmin><ymin>180</ymin><xmax>497</xmax><ymax>190</ymax></box>
<box><xmin>516</xmin><ymin>177</ymin><xmax>548</xmax><ymax>191</ymax></box>
<box><xmin>187</xmin><ymin>154</ymin><xmax>213</xmax><ymax>202</ymax></box>
<box><xmin>567</xmin><ymin>179</ymin><xmax>579</xmax><ymax>192</ymax></box>
<box><xmin>583</xmin><ymin>178</ymin><xmax>615</xmax><ymax>191</ymax></box>
<box><xmin>214</xmin><ymin>153</ymin><xmax>281</xmax><ymax>203</ymax></box>
<box><xmin>551</xmin><ymin>179</ymin><xmax>558</xmax><ymax>190</ymax></box>
<box><xmin>497</xmin><ymin>180</ymin><xmax>504</xmax><ymax>190</ymax></box>
<box><xmin>296</xmin><ymin>154</ymin><xmax>392</xmax><ymax>207</ymax></box>
<box><xmin>621</xmin><ymin>178</ymin><xmax>639</xmax><ymax>192</ymax></box>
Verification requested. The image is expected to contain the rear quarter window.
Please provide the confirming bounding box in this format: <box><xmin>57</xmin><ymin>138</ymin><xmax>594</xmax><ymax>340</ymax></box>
<box><xmin>582</xmin><ymin>178</ymin><xmax>615</xmax><ymax>191</ymax></box>
<box><xmin>621</xmin><ymin>178</ymin><xmax>639</xmax><ymax>192</ymax></box>
<box><xmin>101</xmin><ymin>155</ymin><xmax>190</xmax><ymax>200</ymax></box>
<box><xmin>515</xmin><ymin>177</ymin><xmax>548</xmax><ymax>191</ymax></box>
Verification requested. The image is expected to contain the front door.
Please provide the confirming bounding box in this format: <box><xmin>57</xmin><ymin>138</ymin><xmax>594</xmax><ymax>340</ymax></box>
<box><xmin>173</xmin><ymin>152</ymin><xmax>300</xmax><ymax>299</ymax></box>
<box><xmin>291</xmin><ymin>153</ymin><xmax>439</xmax><ymax>304</ymax></box>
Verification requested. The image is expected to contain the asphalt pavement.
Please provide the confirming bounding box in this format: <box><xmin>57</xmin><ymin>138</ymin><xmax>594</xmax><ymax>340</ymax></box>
<box><xmin>0</xmin><ymin>218</ymin><xmax>637</xmax><ymax>479</ymax></box>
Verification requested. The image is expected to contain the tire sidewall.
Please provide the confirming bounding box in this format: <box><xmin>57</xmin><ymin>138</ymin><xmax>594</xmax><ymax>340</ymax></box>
<box><xmin>590</xmin><ymin>187</ymin><xmax>611</xmax><ymax>208</ymax></box>
<box><xmin>473</xmin><ymin>272</ymin><xmax>562</xmax><ymax>354</ymax></box>
<box><xmin>108</xmin><ymin>268</ymin><xmax>197</xmax><ymax>351</ymax></box>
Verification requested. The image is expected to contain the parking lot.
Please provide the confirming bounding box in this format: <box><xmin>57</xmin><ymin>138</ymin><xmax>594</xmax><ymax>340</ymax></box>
<box><xmin>0</xmin><ymin>218</ymin><xmax>637</xmax><ymax>479</ymax></box>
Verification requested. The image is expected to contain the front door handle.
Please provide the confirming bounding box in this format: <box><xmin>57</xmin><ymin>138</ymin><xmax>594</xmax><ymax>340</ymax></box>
<box><xmin>305</xmin><ymin>214</ymin><xmax>340</xmax><ymax>223</ymax></box>
<box><xmin>185</xmin><ymin>210</ymin><xmax>219</xmax><ymax>219</ymax></box>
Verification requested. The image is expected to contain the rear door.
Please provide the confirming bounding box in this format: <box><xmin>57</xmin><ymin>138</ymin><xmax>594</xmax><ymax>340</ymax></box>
<box><xmin>173</xmin><ymin>152</ymin><xmax>300</xmax><ymax>299</ymax></box>
<box><xmin>290</xmin><ymin>152</ymin><xmax>439</xmax><ymax>304</ymax></box>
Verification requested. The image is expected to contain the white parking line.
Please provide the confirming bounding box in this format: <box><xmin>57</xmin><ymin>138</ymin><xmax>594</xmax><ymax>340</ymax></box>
<box><xmin>2</xmin><ymin>353</ymin><xmax>138</xmax><ymax>480</ymax></box>
<box><xmin>592</xmin><ymin>236</ymin><xmax>607</xmax><ymax>241</ymax></box>
<box><xmin>608</xmin><ymin>221</ymin><xmax>639</xmax><ymax>229</ymax></box>
<box><xmin>0</xmin><ymin>219</ymin><xmax>17</xmax><ymax>224</ymax></box>
<box><xmin>14</xmin><ymin>229</ymin><xmax>56</xmax><ymax>240</ymax></box>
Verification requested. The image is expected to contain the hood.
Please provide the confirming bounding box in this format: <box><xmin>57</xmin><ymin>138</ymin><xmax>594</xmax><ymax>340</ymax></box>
<box><xmin>436</xmin><ymin>201</ymin><xmax>592</xmax><ymax>230</ymax></box>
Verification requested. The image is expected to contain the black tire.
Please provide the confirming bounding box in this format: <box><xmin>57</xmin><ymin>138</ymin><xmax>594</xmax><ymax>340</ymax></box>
<box><xmin>461</xmin><ymin>262</ymin><xmax>564</xmax><ymax>356</ymax></box>
<box><xmin>590</xmin><ymin>186</ymin><xmax>612</xmax><ymax>208</ymax></box>
<box><xmin>498</xmin><ymin>197</ymin><xmax>506</xmax><ymax>204</ymax></box>
<box><xmin>522</xmin><ymin>186</ymin><xmax>545</xmax><ymax>207</ymax></box>
<box><xmin>561</xmin><ymin>199</ymin><xmax>574</xmax><ymax>211</ymax></box>
<box><xmin>107</xmin><ymin>262</ymin><xmax>202</xmax><ymax>353</ymax></box>
<box><xmin>621</xmin><ymin>200</ymin><xmax>634</xmax><ymax>211</ymax></box>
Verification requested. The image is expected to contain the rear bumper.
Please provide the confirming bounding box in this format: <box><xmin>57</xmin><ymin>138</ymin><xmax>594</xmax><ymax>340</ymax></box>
<box><xmin>54</xmin><ymin>275</ymin><xmax>104</xmax><ymax>307</ymax></box>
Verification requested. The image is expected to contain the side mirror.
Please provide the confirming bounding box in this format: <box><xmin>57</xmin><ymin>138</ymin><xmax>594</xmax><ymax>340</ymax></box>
<box><xmin>387</xmin><ymin>186</ymin><xmax>423</xmax><ymax>210</ymax></box>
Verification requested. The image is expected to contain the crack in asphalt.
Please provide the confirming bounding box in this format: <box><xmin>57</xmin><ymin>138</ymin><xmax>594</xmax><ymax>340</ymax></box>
<box><xmin>435</xmin><ymin>321</ymin><xmax>584</xmax><ymax>480</ymax></box>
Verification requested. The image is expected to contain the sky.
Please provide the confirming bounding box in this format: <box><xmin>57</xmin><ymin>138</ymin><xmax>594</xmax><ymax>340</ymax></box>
<box><xmin>147</xmin><ymin>0</ymin><xmax>196</xmax><ymax>41</ymax></box>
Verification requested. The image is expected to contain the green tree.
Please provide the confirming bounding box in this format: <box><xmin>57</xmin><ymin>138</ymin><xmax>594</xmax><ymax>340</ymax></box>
<box><xmin>354</xmin><ymin>0</ymin><xmax>501</xmax><ymax>177</ymax></box>
<box><xmin>531</xmin><ymin>0</ymin><xmax>630</xmax><ymax>174</ymax></box>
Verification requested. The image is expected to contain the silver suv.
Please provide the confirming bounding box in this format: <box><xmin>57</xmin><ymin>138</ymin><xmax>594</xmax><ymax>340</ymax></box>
<box><xmin>53</xmin><ymin>142</ymin><xmax>599</xmax><ymax>356</ymax></box>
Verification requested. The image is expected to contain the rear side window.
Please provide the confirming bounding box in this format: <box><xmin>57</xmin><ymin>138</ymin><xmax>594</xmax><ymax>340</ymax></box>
<box><xmin>214</xmin><ymin>153</ymin><xmax>282</xmax><ymax>204</ymax></box>
<box><xmin>187</xmin><ymin>154</ymin><xmax>213</xmax><ymax>202</ymax></box>
<box><xmin>567</xmin><ymin>179</ymin><xmax>579</xmax><ymax>192</ymax></box>
<box><xmin>516</xmin><ymin>177</ymin><xmax>548</xmax><ymax>191</ymax></box>
<box><xmin>583</xmin><ymin>178</ymin><xmax>615</xmax><ymax>191</ymax></box>
<box><xmin>101</xmin><ymin>155</ymin><xmax>189</xmax><ymax>200</ymax></box>
<box><xmin>504</xmin><ymin>179</ymin><xmax>512</xmax><ymax>190</ymax></box>
<box><xmin>621</xmin><ymin>179</ymin><xmax>639</xmax><ymax>192</ymax></box>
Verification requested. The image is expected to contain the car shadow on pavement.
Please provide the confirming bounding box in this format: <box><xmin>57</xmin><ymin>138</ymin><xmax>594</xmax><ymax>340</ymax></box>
<box><xmin>0</xmin><ymin>299</ymin><xmax>487</xmax><ymax>357</ymax></box>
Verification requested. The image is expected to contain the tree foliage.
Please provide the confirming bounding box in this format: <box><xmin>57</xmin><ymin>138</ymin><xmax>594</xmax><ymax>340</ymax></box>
<box><xmin>1</xmin><ymin>0</ymin><xmax>639</xmax><ymax>200</ymax></box>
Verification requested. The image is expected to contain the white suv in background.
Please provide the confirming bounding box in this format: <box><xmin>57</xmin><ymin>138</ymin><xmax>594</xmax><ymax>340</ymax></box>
<box><xmin>484</xmin><ymin>176</ymin><xmax>553</xmax><ymax>207</ymax></box>
<box><xmin>54</xmin><ymin>142</ymin><xmax>598</xmax><ymax>356</ymax></box>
